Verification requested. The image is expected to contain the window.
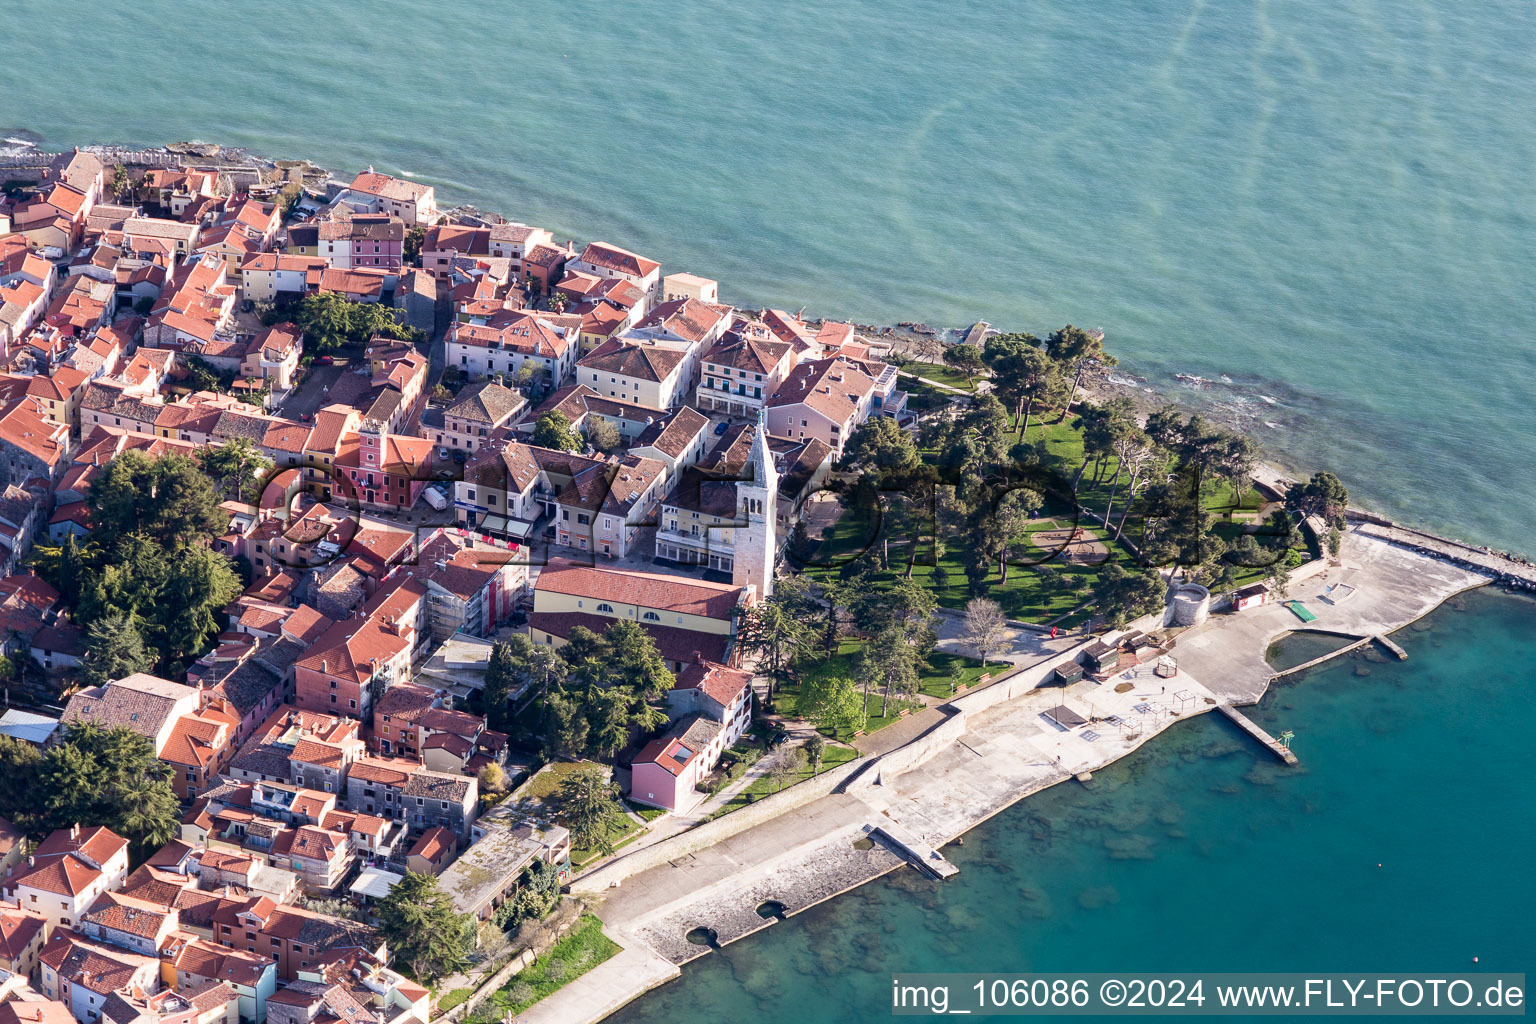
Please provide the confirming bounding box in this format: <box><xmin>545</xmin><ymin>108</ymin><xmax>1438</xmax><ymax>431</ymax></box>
<box><xmin>642</xmin><ymin>611</ymin><xmax>661</xmax><ymax>622</ymax></box>
<box><xmin>596</xmin><ymin>603</ymin><xmax>614</xmax><ymax>613</ymax></box>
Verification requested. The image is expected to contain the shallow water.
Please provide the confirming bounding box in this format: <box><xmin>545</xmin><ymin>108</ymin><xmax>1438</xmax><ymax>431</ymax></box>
<box><xmin>609</xmin><ymin>588</ymin><xmax>1536</xmax><ymax>1022</ymax></box>
<box><xmin>3</xmin><ymin>0</ymin><xmax>1534</xmax><ymax>553</ymax></box>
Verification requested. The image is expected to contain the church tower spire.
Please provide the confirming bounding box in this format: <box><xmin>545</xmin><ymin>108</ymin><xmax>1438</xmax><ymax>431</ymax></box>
<box><xmin>733</xmin><ymin>408</ymin><xmax>778</xmax><ymax>599</ymax></box>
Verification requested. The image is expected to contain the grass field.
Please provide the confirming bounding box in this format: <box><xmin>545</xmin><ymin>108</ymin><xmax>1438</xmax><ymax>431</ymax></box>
<box><xmin>711</xmin><ymin>742</ymin><xmax>859</xmax><ymax>817</ymax></box>
<box><xmin>897</xmin><ymin>359</ymin><xmax>981</xmax><ymax>392</ymax></box>
<box><xmin>493</xmin><ymin>915</ymin><xmax>621</xmax><ymax>1015</ymax></box>
<box><xmin>773</xmin><ymin>640</ymin><xmax>990</xmax><ymax>735</ymax></box>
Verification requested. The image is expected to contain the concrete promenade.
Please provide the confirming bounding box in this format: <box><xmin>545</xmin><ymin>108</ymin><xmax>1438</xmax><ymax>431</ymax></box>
<box><xmin>1173</xmin><ymin>522</ymin><xmax>1489</xmax><ymax>703</ymax></box>
<box><xmin>522</xmin><ymin>525</ymin><xmax>1507</xmax><ymax>1024</ymax></box>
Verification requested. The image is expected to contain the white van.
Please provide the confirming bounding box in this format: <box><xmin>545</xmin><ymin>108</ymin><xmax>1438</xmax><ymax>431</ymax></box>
<box><xmin>422</xmin><ymin>486</ymin><xmax>449</xmax><ymax>511</ymax></box>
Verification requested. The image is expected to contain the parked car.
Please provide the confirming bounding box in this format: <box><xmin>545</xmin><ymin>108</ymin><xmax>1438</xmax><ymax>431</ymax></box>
<box><xmin>452</xmin><ymin>449</ymin><xmax>467</xmax><ymax>464</ymax></box>
<box><xmin>315</xmin><ymin>355</ymin><xmax>334</xmax><ymax>366</ymax></box>
<box><xmin>714</xmin><ymin>420</ymin><xmax>731</xmax><ymax>435</ymax></box>
<box><xmin>421</xmin><ymin>487</ymin><xmax>449</xmax><ymax>511</ymax></box>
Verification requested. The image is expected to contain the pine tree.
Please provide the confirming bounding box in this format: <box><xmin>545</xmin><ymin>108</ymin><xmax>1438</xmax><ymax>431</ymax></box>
<box><xmin>80</xmin><ymin>610</ymin><xmax>155</xmax><ymax>687</ymax></box>
<box><xmin>375</xmin><ymin>872</ymin><xmax>473</xmax><ymax>982</ymax></box>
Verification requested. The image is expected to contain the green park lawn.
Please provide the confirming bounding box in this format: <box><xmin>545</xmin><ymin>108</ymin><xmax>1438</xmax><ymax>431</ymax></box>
<box><xmin>771</xmin><ymin>640</ymin><xmax>993</xmax><ymax>739</ymax></box>
<box><xmin>897</xmin><ymin>359</ymin><xmax>981</xmax><ymax>392</ymax></box>
<box><xmin>798</xmin><ymin>408</ymin><xmax>1306</xmax><ymax>624</ymax></box>
<box><xmin>492</xmin><ymin>915</ymin><xmax>621</xmax><ymax>1015</ymax></box>
<box><xmin>711</xmin><ymin>741</ymin><xmax>860</xmax><ymax>817</ymax></box>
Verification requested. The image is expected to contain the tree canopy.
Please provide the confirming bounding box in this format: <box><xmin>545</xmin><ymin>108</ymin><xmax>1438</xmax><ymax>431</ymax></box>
<box><xmin>31</xmin><ymin>451</ymin><xmax>240</xmax><ymax>677</ymax></box>
<box><xmin>290</xmin><ymin>291</ymin><xmax>416</xmax><ymax>354</ymax></box>
<box><xmin>558</xmin><ymin>767</ymin><xmax>626</xmax><ymax>856</ymax></box>
<box><xmin>1091</xmin><ymin>563</ymin><xmax>1165</xmax><ymax>627</ymax></box>
<box><xmin>375</xmin><ymin>872</ymin><xmax>474</xmax><ymax>983</ymax></box>
<box><xmin>1285</xmin><ymin>471</ymin><xmax>1349</xmax><ymax>530</ymax></box>
<box><xmin>0</xmin><ymin>723</ymin><xmax>182</xmax><ymax>855</ymax></box>
<box><xmin>532</xmin><ymin>410</ymin><xmax>584</xmax><ymax>453</ymax></box>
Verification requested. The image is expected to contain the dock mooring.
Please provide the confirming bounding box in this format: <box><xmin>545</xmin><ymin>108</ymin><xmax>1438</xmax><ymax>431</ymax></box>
<box><xmin>867</xmin><ymin>821</ymin><xmax>959</xmax><ymax>880</ymax></box>
<box><xmin>1218</xmin><ymin>704</ymin><xmax>1299</xmax><ymax>765</ymax></box>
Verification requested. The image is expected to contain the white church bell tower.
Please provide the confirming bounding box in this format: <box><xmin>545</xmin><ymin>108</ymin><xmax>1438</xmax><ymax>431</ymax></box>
<box><xmin>733</xmin><ymin>409</ymin><xmax>777</xmax><ymax>599</ymax></box>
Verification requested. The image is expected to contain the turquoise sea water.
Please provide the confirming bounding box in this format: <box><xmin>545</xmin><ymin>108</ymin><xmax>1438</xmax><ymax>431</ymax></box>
<box><xmin>610</xmin><ymin>588</ymin><xmax>1536</xmax><ymax>1022</ymax></box>
<box><xmin>3</xmin><ymin>0</ymin><xmax>1534</xmax><ymax>553</ymax></box>
<box><xmin>3</xmin><ymin>4</ymin><xmax>1533</xmax><ymax>1014</ymax></box>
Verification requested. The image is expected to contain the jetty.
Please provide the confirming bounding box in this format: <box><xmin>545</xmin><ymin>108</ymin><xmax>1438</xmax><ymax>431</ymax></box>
<box><xmin>1217</xmin><ymin>704</ymin><xmax>1298</xmax><ymax>765</ymax></box>
<box><xmin>1373</xmin><ymin>634</ymin><xmax>1409</xmax><ymax>660</ymax></box>
<box><xmin>867</xmin><ymin>820</ymin><xmax>959</xmax><ymax>880</ymax></box>
<box><xmin>961</xmin><ymin>320</ymin><xmax>991</xmax><ymax>347</ymax></box>
<box><xmin>1351</xmin><ymin>518</ymin><xmax>1536</xmax><ymax>591</ymax></box>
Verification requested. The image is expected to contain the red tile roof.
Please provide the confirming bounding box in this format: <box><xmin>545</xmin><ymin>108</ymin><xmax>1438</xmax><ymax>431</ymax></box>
<box><xmin>673</xmin><ymin>659</ymin><xmax>751</xmax><ymax>710</ymax></box>
<box><xmin>535</xmin><ymin>558</ymin><xmax>743</xmax><ymax>619</ymax></box>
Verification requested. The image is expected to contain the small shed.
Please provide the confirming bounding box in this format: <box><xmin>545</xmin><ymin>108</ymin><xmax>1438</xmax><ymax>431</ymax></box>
<box><xmin>1083</xmin><ymin>640</ymin><xmax>1120</xmax><ymax>674</ymax></box>
<box><xmin>1043</xmin><ymin>705</ymin><xmax>1088</xmax><ymax>730</ymax></box>
<box><xmin>349</xmin><ymin>866</ymin><xmax>404</xmax><ymax>904</ymax></box>
<box><xmin>1053</xmin><ymin>659</ymin><xmax>1085</xmax><ymax>685</ymax></box>
<box><xmin>1232</xmin><ymin>582</ymin><xmax>1271</xmax><ymax>612</ymax></box>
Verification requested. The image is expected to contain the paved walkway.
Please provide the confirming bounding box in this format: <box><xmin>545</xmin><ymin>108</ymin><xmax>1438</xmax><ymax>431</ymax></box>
<box><xmin>932</xmin><ymin>607</ymin><xmax>1084</xmax><ymax>665</ymax></box>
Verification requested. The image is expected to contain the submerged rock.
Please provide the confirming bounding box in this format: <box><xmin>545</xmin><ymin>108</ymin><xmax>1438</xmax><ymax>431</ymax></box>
<box><xmin>1104</xmin><ymin>834</ymin><xmax>1157</xmax><ymax>860</ymax></box>
<box><xmin>1077</xmin><ymin>885</ymin><xmax>1121</xmax><ymax>910</ymax></box>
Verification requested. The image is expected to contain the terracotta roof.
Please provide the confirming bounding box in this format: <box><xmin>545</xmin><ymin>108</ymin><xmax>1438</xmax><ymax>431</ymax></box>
<box><xmin>450</xmin><ymin>306</ymin><xmax>579</xmax><ymax>359</ymax></box>
<box><xmin>295</xmin><ymin>611</ymin><xmax>411</xmax><ymax>687</ymax></box>
<box><xmin>632</xmin><ymin>406</ymin><xmax>709</xmax><ymax>460</ymax></box>
<box><xmin>445</xmin><ymin>380</ymin><xmax>525</xmax><ymax>425</ymax></box>
<box><xmin>348</xmin><ymin>172</ymin><xmax>433</xmax><ymax>203</ymax></box>
<box><xmin>424</xmin><ymin>224</ymin><xmax>490</xmax><ymax>255</ymax></box>
<box><xmin>407</xmin><ymin>826</ymin><xmax>454</xmax><ymax>864</ymax></box>
<box><xmin>702</xmin><ymin>332</ymin><xmax>792</xmax><ymax>374</ymax></box>
<box><xmin>674</xmin><ymin>659</ymin><xmax>750</xmax><ymax>710</ymax></box>
<box><xmin>636</xmin><ymin>297</ymin><xmax>728</xmax><ymax>343</ymax></box>
<box><xmin>422</xmin><ymin>732</ymin><xmax>473</xmax><ymax>758</ymax></box>
<box><xmin>61</xmin><ymin>673</ymin><xmax>196</xmax><ymax>741</ymax></box>
<box><xmin>346</xmin><ymin>756</ymin><xmax>420</xmax><ymax>787</ymax></box>
<box><xmin>634</xmin><ymin>713</ymin><xmax>718</xmax><ymax>776</ymax></box>
<box><xmin>576</xmin><ymin>241</ymin><xmax>659</xmax><ymax>279</ymax></box>
<box><xmin>81</xmin><ymin>891</ymin><xmax>172</xmax><ymax>939</ymax></box>
<box><xmin>0</xmin><ymin>901</ymin><xmax>47</xmax><ymax>960</ymax></box>
<box><xmin>289</xmin><ymin>825</ymin><xmax>345</xmax><ymax>861</ymax></box>
<box><xmin>290</xmin><ymin>737</ymin><xmax>348</xmax><ymax>768</ymax></box>
<box><xmin>160</xmin><ymin>707</ymin><xmax>236</xmax><ymax>770</ymax></box>
<box><xmin>0</xmin><ymin>1000</ymin><xmax>75</xmax><ymax>1024</ymax></box>
<box><xmin>766</xmin><ymin>355</ymin><xmax>881</xmax><ymax>423</ymax></box>
<box><xmin>417</xmin><ymin>707</ymin><xmax>482</xmax><ymax>738</ymax></box>
<box><xmin>578</xmin><ymin>336</ymin><xmax>687</xmax><ymax>384</ymax></box>
<box><xmin>39</xmin><ymin>933</ymin><xmax>153</xmax><ymax>993</ymax></box>
<box><xmin>535</xmin><ymin>557</ymin><xmax>743</xmax><ymax>619</ymax></box>
<box><xmin>318</xmin><ymin>267</ymin><xmax>387</xmax><ymax>298</ymax></box>
<box><xmin>373</xmin><ymin>681</ymin><xmax>436</xmax><ymax>723</ymax></box>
